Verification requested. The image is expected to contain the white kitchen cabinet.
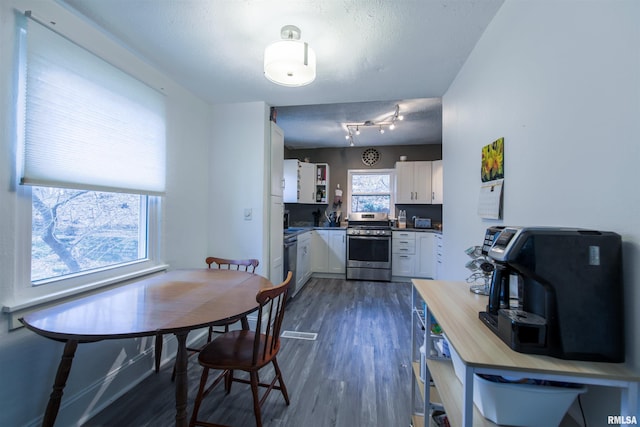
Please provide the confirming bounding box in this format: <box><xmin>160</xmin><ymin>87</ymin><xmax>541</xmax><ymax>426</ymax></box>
<box><xmin>431</xmin><ymin>159</ymin><xmax>443</xmax><ymax>204</ymax></box>
<box><xmin>270</xmin><ymin>123</ymin><xmax>284</xmax><ymax>197</ymax></box>
<box><xmin>415</xmin><ymin>232</ymin><xmax>435</xmax><ymax>278</ymax></box>
<box><xmin>393</xmin><ymin>231</ymin><xmax>437</xmax><ymax>279</ymax></box>
<box><xmin>269</xmin><ymin>196</ymin><xmax>283</xmax><ymax>284</ymax></box>
<box><xmin>435</xmin><ymin>233</ymin><xmax>443</xmax><ymax>279</ymax></box>
<box><xmin>268</xmin><ymin>122</ymin><xmax>284</xmax><ymax>284</ymax></box>
<box><xmin>328</xmin><ymin>229</ymin><xmax>346</xmax><ymax>273</ymax></box>
<box><xmin>395</xmin><ymin>161</ymin><xmax>432</xmax><ymax>204</ymax></box>
<box><xmin>392</xmin><ymin>230</ymin><xmax>416</xmax><ymax>276</ymax></box>
<box><xmin>296</xmin><ymin>231</ymin><xmax>312</xmax><ymax>289</ymax></box>
<box><xmin>312</xmin><ymin>229</ymin><xmax>346</xmax><ymax>274</ymax></box>
<box><xmin>312</xmin><ymin>230</ymin><xmax>328</xmax><ymax>271</ymax></box>
<box><xmin>283</xmin><ymin>160</ymin><xmax>316</xmax><ymax>203</ymax></box>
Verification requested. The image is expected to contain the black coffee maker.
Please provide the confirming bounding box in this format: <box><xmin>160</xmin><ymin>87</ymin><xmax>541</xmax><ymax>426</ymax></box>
<box><xmin>479</xmin><ymin>226</ymin><xmax>624</xmax><ymax>362</ymax></box>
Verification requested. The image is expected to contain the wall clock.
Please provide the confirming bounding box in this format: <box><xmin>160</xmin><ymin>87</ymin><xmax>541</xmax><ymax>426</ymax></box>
<box><xmin>361</xmin><ymin>148</ymin><xmax>381</xmax><ymax>166</ymax></box>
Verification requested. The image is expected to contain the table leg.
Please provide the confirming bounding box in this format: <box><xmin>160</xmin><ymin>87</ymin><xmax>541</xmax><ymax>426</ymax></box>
<box><xmin>42</xmin><ymin>340</ymin><xmax>78</xmax><ymax>427</ymax></box>
<box><xmin>174</xmin><ymin>331</ymin><xmax>189</xmax><ymax>427</ymax></box>
<box><xmin>621</xmin><ymin>381</ymin><xmax>639</xmax><ymax>417</ymax></box>
<box><xmin>461</xmin><ymin>364</ymin><xmax>474</xmax><ymax>427</ymax></box>
<box><xmin>155</xmin><ymin>333</ymin><xmax>163</xmax><ymax>373</ymax></box>
<box><xmin>241</xmin><ymin>315</ymin><xmax>250</xmax><ymax>330</ymax></box>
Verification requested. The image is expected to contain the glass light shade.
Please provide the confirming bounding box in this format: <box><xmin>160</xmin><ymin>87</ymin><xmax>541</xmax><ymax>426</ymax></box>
<box><xmin>264</xmin><ymin>40</ymin><xmax>316</xmax><ymax>87</ymax></box>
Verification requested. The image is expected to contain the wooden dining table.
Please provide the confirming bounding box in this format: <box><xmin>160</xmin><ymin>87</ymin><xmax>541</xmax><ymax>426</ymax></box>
<box><xmin>20</xmin><ymin>268</ymin><xmax>274</xmax><ymax>427</ymax></box>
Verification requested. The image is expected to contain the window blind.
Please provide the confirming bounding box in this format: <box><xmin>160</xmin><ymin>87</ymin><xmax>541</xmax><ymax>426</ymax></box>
<box><xmin>19</xmin><ymin>16</ymin><xmax>166</xmax><ymax>195</ymax></box>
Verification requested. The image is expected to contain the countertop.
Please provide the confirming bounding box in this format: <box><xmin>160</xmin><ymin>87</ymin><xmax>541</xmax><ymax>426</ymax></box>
<box><xmin>392</xmin><ymin>227</ymin><xmax>442</xmax><ymax>234</ymax></box>
<box><xmin>414</xmin><ymin>279</ymin><xmax>638</xmax><ymax>379</ymax></box>
<box><xmin>284</xmin><ymin>226</ymin><xmax>441</xmax><ymax>237</ymax></box>
<box><xmin>284</xmin><ymin>226</ymin><xmax>346</xmax><ymax>238</ymax></box>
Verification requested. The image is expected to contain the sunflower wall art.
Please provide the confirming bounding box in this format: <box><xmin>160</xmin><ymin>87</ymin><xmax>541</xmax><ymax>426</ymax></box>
<box><xmin>481</xmin><ymin>137</ymin><xmax>504</xmax><ymax>182</ymax></box>
<box><xmin>478</xmin><ymin>137</ymin><xmax>504</xmax><ymax>219</ymax></box>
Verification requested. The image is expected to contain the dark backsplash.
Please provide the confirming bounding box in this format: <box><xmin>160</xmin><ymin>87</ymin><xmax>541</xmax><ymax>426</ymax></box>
<box><xmin>395</xmin><ymin>204</ymin><xmax>442</xmax><ymax>225</ymax></box>
<box><xmin>285</xmin><ymin>203</ymin><xmax>442</xmax><ymax>228</ymax></box>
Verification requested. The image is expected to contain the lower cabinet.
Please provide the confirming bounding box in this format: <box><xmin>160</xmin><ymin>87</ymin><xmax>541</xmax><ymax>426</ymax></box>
<box><xmin>415</xmin><ymin>232</ymin><xmax>435</xmax><ymax>278</ymax></box>
<box><xmin>312</xmin><ymin>229</ymin><xmax>346</xmax><ymax>274</ymax></box>
<box><xmin>435</xmin><ymin>233</ymin><xmax>443</xmax><ymax>279</ymax></box>
<box><xmin>296</xmin><ymin>231</ymin><xmax>312</xmax><ymax>288</ymax></box>
<box><xmin>392</xmin><ymin>230</ymin><xmax>416</xmax><ymax>277</ymax></box>
<box><xmin>393</xmin><ymin>231</ymin><xmax>437</xmax><ymax>279</ymax></box>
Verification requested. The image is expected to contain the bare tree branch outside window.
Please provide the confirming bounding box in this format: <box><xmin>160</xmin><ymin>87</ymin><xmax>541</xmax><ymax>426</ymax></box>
<box><xmin>31</xmin><ymin>187</ymin><xmax>146</xmax><ymax>282</ymax></box>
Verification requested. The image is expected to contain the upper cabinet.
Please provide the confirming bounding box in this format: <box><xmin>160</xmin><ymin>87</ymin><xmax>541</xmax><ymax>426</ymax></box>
<box><xmin>395</xmin><ymin>161</ymin><xmax>432</xmax><ymax>204</ymax></box>
<box><xmin>284</xmin><ymin>160</ymin><xmax>329</xmax><ymax>204</ymax></box>
<box><xmin>431</xmin><ymin>159</ymin><xmax>443</xmax><ymax>204</ymax></box>
<box><xmin>270</xmin><ymin>123</ymin><xmax>284</xmax><ymax>197</ymax></box>
<box><xmin>395</xmin><ymin>160</ymin><xmax>443</xmax><ymax>205</ymax></box>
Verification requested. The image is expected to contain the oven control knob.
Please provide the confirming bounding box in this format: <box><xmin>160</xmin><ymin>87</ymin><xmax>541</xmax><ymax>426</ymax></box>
<box><xmin>365</xmin><ymin>230</ymin><xmax>371</xmax><ymax>235</ymax></box>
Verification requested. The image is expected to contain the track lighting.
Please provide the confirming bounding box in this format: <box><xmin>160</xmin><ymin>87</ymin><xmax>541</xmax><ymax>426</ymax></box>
<box><xmin>343</xmin><ymin>104</ymin><xmax>402</xmax><ymax>146</ymax></box>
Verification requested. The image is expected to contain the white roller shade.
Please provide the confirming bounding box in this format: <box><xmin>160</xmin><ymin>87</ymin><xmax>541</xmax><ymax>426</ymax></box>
<box><xmin>19</xmin><ymin>16</ymin><xmax>166</xmax><ymax>195</ymax></box>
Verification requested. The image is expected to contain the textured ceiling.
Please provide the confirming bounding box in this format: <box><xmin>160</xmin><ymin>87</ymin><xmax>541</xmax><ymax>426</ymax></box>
<box><xmin>58</xmin><ymin>0</ymin><xmax>504</xmax><ymax>148</ymax></box>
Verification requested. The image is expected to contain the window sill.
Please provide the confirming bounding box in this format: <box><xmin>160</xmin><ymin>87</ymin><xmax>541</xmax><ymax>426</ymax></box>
<box><xmin>3</xmin><ymin>264</ymin><xmax>169</xmax><ymax>330</ymax></box>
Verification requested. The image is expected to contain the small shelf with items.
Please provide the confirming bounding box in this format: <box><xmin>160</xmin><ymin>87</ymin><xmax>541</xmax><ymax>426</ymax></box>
<box><xmin>411</xmin><ymin>283</ymin><xmax>495</xmax><ymax>427</ymax></box>
<box><xmin>412</xmin><ymin>286</ymin><xmax>449</xmax><ymax>427</ymax></box>
<box><xmin>314</xmin><ymin>163</ymin><xmax>329</xmax><ymax>204</ymax></box>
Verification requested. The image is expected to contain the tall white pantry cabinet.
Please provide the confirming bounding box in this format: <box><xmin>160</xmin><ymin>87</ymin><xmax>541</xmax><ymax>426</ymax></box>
<box><xmin>269</xmin><ymin>122</ymin><xmax>284</xmax><ymax>284</ymax></box>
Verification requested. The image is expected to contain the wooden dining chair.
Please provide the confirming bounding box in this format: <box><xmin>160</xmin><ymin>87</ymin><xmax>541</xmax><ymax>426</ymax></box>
<box><xmin>189</xmin><ymin>271</ymin><xmax>293</xmax><ymax>427</ymax></box>
<box><xmin>154</xmin><ymin>257</ymin><xmax>260</xmax><ymax>376</ymax></box>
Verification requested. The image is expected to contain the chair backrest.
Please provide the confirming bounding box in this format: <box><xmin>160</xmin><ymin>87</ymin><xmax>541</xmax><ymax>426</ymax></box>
<box><xmin>206</xmin><ymin>257</ymin><xmax>259</xmax><ymax>273</ymax></box>
<box><xmin>253</xmin><ymin>271</ymin><xmax>292</xmax><ymax>365</ymax></box>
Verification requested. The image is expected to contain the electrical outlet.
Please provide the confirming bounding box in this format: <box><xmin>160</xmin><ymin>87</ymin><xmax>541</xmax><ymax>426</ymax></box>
<box><xmin>244</xmin><ymin>208</ymin><xmax>252</xmax><ymax>221</ymax></box>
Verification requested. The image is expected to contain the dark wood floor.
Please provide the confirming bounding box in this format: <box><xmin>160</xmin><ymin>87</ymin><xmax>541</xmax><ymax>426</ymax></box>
<box><xmin>83</xmin><ymin>277</ymin><xmax>413</xmax><ymax>427</ymax></box>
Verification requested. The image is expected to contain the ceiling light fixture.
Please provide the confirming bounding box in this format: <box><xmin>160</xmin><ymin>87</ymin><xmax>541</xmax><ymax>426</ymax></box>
<box><xmin>344</xmin><ymin>104</ymin><xmax>402</xmax><ymax>145</ymax></box>
<box><xmin>264</xmin><ymin>25</ymin><xmax>316</xmax><ymax>87</ymax></box>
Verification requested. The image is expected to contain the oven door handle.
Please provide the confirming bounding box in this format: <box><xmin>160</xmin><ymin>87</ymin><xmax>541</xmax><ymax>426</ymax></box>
<box><xmin>347</xmin><ymin>235</ymin><xmax>390</xmax><ymax>241</ymax></box>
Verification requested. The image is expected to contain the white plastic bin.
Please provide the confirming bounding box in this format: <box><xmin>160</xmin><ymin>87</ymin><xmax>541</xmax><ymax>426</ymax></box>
<box><xmin>473</xmin><ymin>375</ymin><xmax>587</xmax><ymax>427</ymax></box>
<box><xmin>444</xmin><ymin>336</ymin><xmax>586</xmax><ymax>426</ymax></box>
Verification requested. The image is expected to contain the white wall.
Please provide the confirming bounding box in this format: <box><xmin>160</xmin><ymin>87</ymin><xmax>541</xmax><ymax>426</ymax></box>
<box><xmin>208</xmin><ymin>102</ymin><xmax>270</xmax><ymax>274</ymax></box>
<box><xmin>0</xmin><ymin>1</ymin><xmax>212</xmax><ymax>425</ymax></box>
<box><xmin>442</xmin><ymin>0</ymin><xmax>639</xmax><ymax>421</ymax></box>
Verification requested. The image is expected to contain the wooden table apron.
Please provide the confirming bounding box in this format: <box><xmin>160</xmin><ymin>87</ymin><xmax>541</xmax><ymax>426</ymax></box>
<box><xmin>20</xmin><ymin>269</ymin><xmax>274</xmax><ymax>427</ymax></box>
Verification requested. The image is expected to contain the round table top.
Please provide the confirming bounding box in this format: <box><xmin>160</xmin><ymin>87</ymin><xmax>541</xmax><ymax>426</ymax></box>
<box><xmin>20</xmin><ymin>269</ymin><xmax>273</xmax><ymax>341</ymax></box>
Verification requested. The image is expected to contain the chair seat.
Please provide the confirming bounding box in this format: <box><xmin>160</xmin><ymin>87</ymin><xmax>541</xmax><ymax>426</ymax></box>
<box><xmin>198</xmin><ymin>331</ymin><xmax>279</xmax><ymax>371</ymax></box>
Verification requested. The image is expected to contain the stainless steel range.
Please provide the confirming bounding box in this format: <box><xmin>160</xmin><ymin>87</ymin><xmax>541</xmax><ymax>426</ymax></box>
<box><xmin>346</xmin><ymin>212</ymin><xmax>392</xmax><ymax>281</ymax></box>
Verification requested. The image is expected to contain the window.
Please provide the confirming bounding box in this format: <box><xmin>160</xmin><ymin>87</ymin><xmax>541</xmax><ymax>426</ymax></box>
<box><xmin>31</xmin><ymin>187</ymin><xmax>148</xmax><ymax>283</ymax></box>
<box><xmin>348</xmin><ymin>169</ymin><xmax>395</xmax><ymax>214</ymax></box>
<box><xmin>16</xmin><ymin>15</ymin><xmax>165</xmax><ymax>288</ymax></box>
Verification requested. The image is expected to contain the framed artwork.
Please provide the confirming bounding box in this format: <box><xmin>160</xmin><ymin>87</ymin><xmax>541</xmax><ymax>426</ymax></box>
<box><xmin>481</xmin><ymin>137</ymin><xmax>504</xmax><ymax>182</ymax></box>
<box><xmin>478</xmin><ymin>137</ymin><xmax>504</xmax><ymax>219</ymax></box>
